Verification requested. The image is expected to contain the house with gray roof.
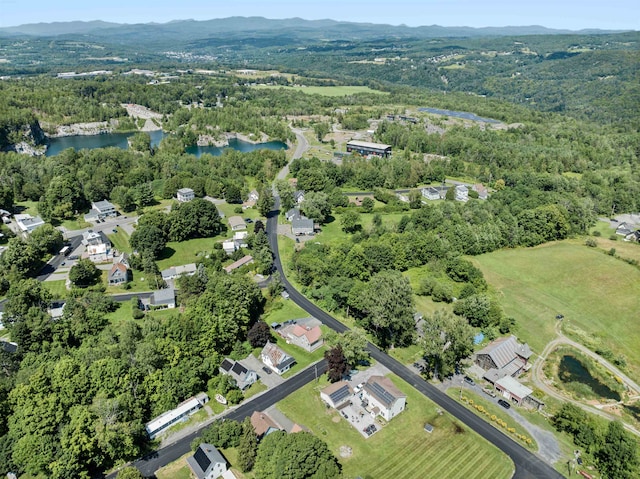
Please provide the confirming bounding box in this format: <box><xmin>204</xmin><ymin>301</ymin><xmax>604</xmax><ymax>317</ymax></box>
<box><xmin>177</xmin><ymin>187</ymin><xmax>195</xmax><ymax>203</ymax></box>
<box><xmin>455</xmin><ymin>184</ymin><xmax>469</xmax><ymax>202</ymax></box>
<box><xmin>108</xmin><ymin>262</ymin><xmax>129</xmax><ymax>285</ymax></box>
<box><xmin>494</xmin><ymin>375</ymin><xmax>544</xmax><ymax>410</ymax></box>
<box><xmin>292</xmin><ymin>217</ymin><xmax>314</xmax><ymax>236</ymax></box>
<box><xmin>362</xmin><ymin>375</ymin><xmax>406</xmax><ymax>421</ymax></box>
<box><xmin>320</xmin><ymin>381</ymin><xmax>353</xmax><ymax>409</ymax></box>
<box><xmin>150</xmin><ymin>288</ymin><xmax>176</xmax><ymax>309</ymax></box>
<box><xmin>219</xmin><ymin>358</ymin><xmax>257</xmax><ymax>390</ymax></box>
<box><xmin>421</xmin><ymin>187</ymin><xmax>441</xmax><ymax>201</ymax></box>
<box><xmin>285</xmin><ymin>208</ymin><xmax>301</xmax><ymax>222</ymax></box>
<box><xmin>186</xmin><ymin>443</ymin><xmax>228</xmax><ymax>479</ymax></box>
<box><xmin>228</xmin><ymin>215</ymin><xmax>247</xmax><ymax>231</ymax></box>
<box><xmin>475</xmin><ymin>335</ymin><xmax>532</xmax><ymax>383</ymax></box>
<box><xmin>161</xmin><ymin>263</ymin><xmax>197</xmax><ymax>281</ymax></box>
<box><xmin>84</xmin><ymin>199</ymin><xmax>117</xmax><ymax>222</ymax></box>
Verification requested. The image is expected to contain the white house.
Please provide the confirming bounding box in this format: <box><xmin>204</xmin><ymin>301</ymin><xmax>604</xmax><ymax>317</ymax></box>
<box><xmin>222</xmin><ymin>240</ymin><xmax>237</xmax><ymax>255</ymax></box>
<box><xmin>292</xmin><ymin>217</ymin><xmax>314</xmax><ymax>236</ymax></box>
<box><xmin>361</xmin><ymin>375</ymin><xmax>406</xmax><ymax>421</ymax></box>
<box><xmin>177</xmin><ymin>188</ymin><xmax>195</xmax><ymax>203</ymax></box>
<box><xmin>187</xmin><ymin>444</ymin><xmax>228</xmax><ymax>479</ymax></box>
<box><xmin>85</xmin><ymin>200</ymin><xmax>117</xmax><ymax>222</ymax></box>
<box><xmin>14</xmin><ymin>214</ymin><xmax>45</xmax><ymax>235</ymax></box>
<box><xmin>150</xmin><ymin>288</ymin><xmax>176</xmax><ymax>309</ymax></box>
<box><xmin>260</xmin><ymin>341</ymin><xmax>295</xmax><ymax>375</ymax></box>
<box><xmin>287</xmin><ymin>325</ymin><xmax>323</xmax><ymax>352</ymax></box>
<box><xmin>228</xmin><ymin>216</ymin><xmax>246</xmax><ymax>231</ymax></box>
<box><xmin>455</xmin><ymin>185</ymin><xmax>469</xmax><ymax>202</ymax></box>
<box><xmin>320</xmin><ymin>381</ymin><xmax>353</xmax><ymax>409</ymax></box>
<box><xmin>421</xmin><ymin>187</ymin><xmax>441</xmax><ymax>201</ymax></box>
<box><xmin>160</xmin><ymin>263</ymin><xmax>197</xmax><ymax>281</ymax></box>
<box><xmin>145</xmin><ymin>393</ymin><xmax>209</xmax><ymax>438</ymax></box>
<box><xmin>82</xmin><ymin>230</ymin><xmax>113</xmax><ymax>262</ymax></box>
<box><xmin>294</xmin><ymin>190</ymin><xmax>305</xmax><ymax>205</ymax></box>
<box><xmin>219</xmin><ymin>358</ymin><xmax>258</xmax><ymax>390</ymax></box>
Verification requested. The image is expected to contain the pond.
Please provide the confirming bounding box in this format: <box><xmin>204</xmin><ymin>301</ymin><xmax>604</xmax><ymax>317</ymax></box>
<box><xmin>45</xmin><ymin>131</ymin><xmax>287</xmax><ymax>158</ymax></box>
<box><xmin>558</xmin><ymin>355</ymin><xmax>621</xmax><ymax>401</ymax></box>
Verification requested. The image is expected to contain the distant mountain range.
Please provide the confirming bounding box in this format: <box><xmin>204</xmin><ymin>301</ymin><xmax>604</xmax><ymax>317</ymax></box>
<box><xmin>0</xmin><ymin>17</ymin><xmax>627</xmax><ymax>44</ymax></box>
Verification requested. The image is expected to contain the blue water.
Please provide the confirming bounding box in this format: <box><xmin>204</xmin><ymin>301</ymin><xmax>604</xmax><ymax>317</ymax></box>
<box><xmin>46</xmin><ymin>131</ymin><xmax>286</xmax><ymax>157</ymax></box>
<box><xmin>418</xmin><ymin>107</ymin><xmax>500</xmax><ymax>124</ymax></box>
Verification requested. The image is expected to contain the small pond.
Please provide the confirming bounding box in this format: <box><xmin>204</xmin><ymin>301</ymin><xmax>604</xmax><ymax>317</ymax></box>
<box><xmin>558</xmin><ymin>355</ymin><xmax>621</xmax><ymax>401</ymax></box>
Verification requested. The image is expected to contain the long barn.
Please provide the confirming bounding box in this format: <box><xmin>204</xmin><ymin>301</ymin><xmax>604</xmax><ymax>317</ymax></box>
<box><xmin>346</xmin><ymin>140</ymin><xmax>392</xmax><ymax>158</ymax></box>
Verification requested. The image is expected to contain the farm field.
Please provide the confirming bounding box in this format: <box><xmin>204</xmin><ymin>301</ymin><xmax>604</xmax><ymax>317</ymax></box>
<box><xmin>254</xmin><ymin>85</ymin><xmax>388</xmax><ymax>97</ymax></box>
<box><xmin>473</xmin><ymin>241</ymin><xmax>640</xmax><ymax>382</ymax></box>
<box><xmin>278</xmin><ymin>374</ymin><xmax>513</xmax><ymax>479</ymax></box>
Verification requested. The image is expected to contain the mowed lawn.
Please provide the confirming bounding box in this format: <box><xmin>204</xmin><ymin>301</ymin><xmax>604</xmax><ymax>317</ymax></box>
<box><xmin>253</xmin><ymin>85</ymin><xmax>388</xmax><ymax>97</ymax></box>
<box><xmin>473</xmin><ymin>241</ymin><xmax>640</xmax><ymax>381</ymax></box>
<box><xmin>278</xmin><ymin>374</ymin><xmax>513</xmax><ymax>479</ymax></box>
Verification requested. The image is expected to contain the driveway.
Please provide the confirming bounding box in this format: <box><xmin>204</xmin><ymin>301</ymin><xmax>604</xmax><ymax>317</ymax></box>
<box><xmin>240</xmin><ymin>354</ymin><xmax>285</xmax><ymax>389</ymax></box>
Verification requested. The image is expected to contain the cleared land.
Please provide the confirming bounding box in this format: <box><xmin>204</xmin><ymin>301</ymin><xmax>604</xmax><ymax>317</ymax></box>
<box><xmin>278</xmin><ymin>374</ymin><xmax>513</xmax><ymax>479</ymax></box>
<box><xmin>253</xmin><ymin>85</ymin><xmax>388</xmax><ymax>97</ymax></box>
<box><xmin>473</xmin><ymin>241</ymin><xmax>640</xmax><ymax>382</ymax></box>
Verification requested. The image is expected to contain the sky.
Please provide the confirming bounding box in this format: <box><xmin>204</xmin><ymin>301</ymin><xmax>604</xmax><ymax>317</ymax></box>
<box><xmin>0</xmin><ymin>0</ymin><xmax>638</xmax><ymax>31</ymax></box>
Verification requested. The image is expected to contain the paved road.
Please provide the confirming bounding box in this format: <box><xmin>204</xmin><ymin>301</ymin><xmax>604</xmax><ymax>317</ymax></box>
<box><xmin>277</xmin><ymin>126</ymin><xmax>308</xmax><ymax>180</ymax></box>
<box><xmin>105</xmin><ymin>360</ymin><xmax>327</xmax><ymax>478</ymax></box>
<box><xmin>266</xmin><ymin>198</ymin><xmax>563</xmax><ymax>479</ymax></box>
<box><xmin>531</xmin><ymin>320</ymin><xmax>640</xmax><ymax>437</ymax></box>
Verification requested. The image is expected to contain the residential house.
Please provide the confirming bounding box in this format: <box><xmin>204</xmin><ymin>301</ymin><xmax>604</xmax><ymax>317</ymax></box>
<box><xmin>82</xmin><ymin>230</ymin><xmax>113</xmax><ymax>262</ymax></box>
<box><xmin>160</xmin><ymin>263</ymin><xmax>197</xmax><ymax>281</ymax></box>
<box><xmin>108</xmin><ymin>262</ymin><xmax>129</xmax><ymax>285</ymax></box>
<box><xmin>346</xmin><ymin>140</ymin><xmax>392</xmax><ymax>158</ymax></box>
<box><xmin>616</xmin><ymin>222</ymin><xmax>634</xmax><ymax>236</ymax></box>
<box><xmin>292</xmin><ymin>217</ymin><xmax>314</xmax><ymax>236</ymax></box>
<box><xmin>472</xmin><ymin>183</ymin><xmax>489</xmax><ymax>200</ymax></box>
<box><xmin>285</xmin><ymin>208</ymin><xmax>301</xmax><ymax>222</ymax></box>
<box><xmin>233</xmin><ymin>231</ymin><xmax>248</xmax><ymax>248</ymax></box>
<box><xmin>177</xmin><ymin>187</ymin><xmax>195</xmax><ymax>203</ymax></box>
<box><xmin>114</xmin><ymin>252</ymin><xmax>130</xmax><ymax>268</ymax></box>
<box><xmin>145</xmin><ymin>393</ymin><xmax>209</xmax><ymax>438</ymax></box>
<box><xmin>287</xmin><ymin>324</ymin><xmax>323</xmax><ymax>352</ymax></box>
<box><xmin>219</xmin><ymin>358</ymin><xmax>258</xmax><ymax>390</ymax></box>
<box><xmin>243</xmin><ymin>189</ymin><xmax>259</xmax><ymax>208</ymax></box>
<box><xmin>421</xmin><ymin>187</ymin><xmax>441</xmax><ymax>201</ymax></box>
<box><xmin>250</xmin><ymin>410</ymin><xmax>281</xmax><ymax>439</ymax></box>
<box><xmin>455</xmin><ymin>185</ymin><xmax>469</xmax><ymax>202</ymax></box>
<box><xmin>150</xmin><ymin>288</ymin><xmax>176</xmax><ymax>309</ymax></box>
<box><xmin>476</xmin><ymin>335</ymin><xmax>532</xmax><ymax>383</ymax></box>
<box><xmin>228</xmin><ymin>216</ymin><xmax>246</xmax><ymax>231</ymax></box>
<box><xmin>14</xmin><ymin>214</ymin><xmax>45</xmax><ymax>235</ymax></box>
<box><xmin>395</xmin><ymin>193</ymin><xmax>410</xmax><ymax>203</ymax></box>
<box><xmin>84</xmin><ymin>200</ymin><xmax>117</xmax><ymax>222</ymax></box>
<box><xmin>48</xmin><ymin>301</ymin><xmax>66</xmax><ymax>319</ymax></box>
<box><xmin>187</xmin><ymin>443</ymin><xmax>228</xmax><ymax>479</ymax></box>
<box><xmin>0</xmin><ymin>341</ymin><xmax>18</xmax><ymax>354</ymax></box>
<box><xmin>320</xmin><ymin>381</ymin><xmax>353</xmax><ymax>409</ymax></box>
<box><xmin>260</xmin><ymin>341</ymin><xmax>295</xmax><ymax>375</ymax></box>
<box><xmin>625</xmin><ymin>230</ymin><xmax>640</xmax><ymax>242</ymax></box>
<box><xmin>361</xmin><ymin>375</ymin><xmax>406</xmax><ymax>421</ymax></box>
<box><xmin>494</xmin><ymin>376</ymin><xmax>544</xmax><ymax>410</ymax></box>
<box><xmin>293</xmin><ymin>190</ymin><xmax>305</xmax><ymax>205</ymax></box>
<box><xmin>222</xmin><ymin>240</ymin><xmax>237</xmax><ymax>255</ymax></box>
<box><xmin>223</xmin><ymin>255</ymin><xmax>254</xmax><ymax>273</ymax></box>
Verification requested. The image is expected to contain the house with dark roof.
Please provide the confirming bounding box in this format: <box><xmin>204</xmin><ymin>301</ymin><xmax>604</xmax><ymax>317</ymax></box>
<box><xmin>108</xmin><ymin>262</ymin><xmax>129</xmax><ymax>285</ymax></box>
<box><xmin>293</xmin><ymin>190</ymin><xmax>305</xmax><ymax>205</ymax></box>
<box><xmin>186</xmin><ymin>443</ymin><xmax>228</xmax><ymax>479</ymax></box>
<box><xmin>346</xmin><ymin>140</ymin><xmax>392</xmax><ymax>158</ymax></box>
<box><xmin>287</xmin><ymin>325</ymin><xmax>323</xmax><ymax>352</ymax></box>
<box><xmin>250</xmin><ymin>410</ymin><xmax>281</xmax><ymax>439</ymax></box>
<box><xmin>1</xmin><ymin>341</ymin><xmax>18</xmax><ymax>354</ymax></box>
<box><xmin>362</xmin><ymin>375</ymin><xmax>406</xmax><ymax>421</ymax></box>
<box><xmin>285</xmin><ymin>208</ymin><xmax>301</xmax><ymax>222</ymax></box>
<box><xmin>219</xmin><ymin>358</ymin><xmax>257</xmax><ymax>390</ymax></box>
<box><xmin>320</xmin><ymin>381</ymin><xmax>353</xmax><ymax>409</ymax></box>
<box><xmin>260</xmin><ymin>341</ymin><xmax>295</xmax><ymax>375</ymax></box>
<box><xmin>475</xmin><ymin>335</ymin><xmax>532</xmax><ymax>383</ymax></box>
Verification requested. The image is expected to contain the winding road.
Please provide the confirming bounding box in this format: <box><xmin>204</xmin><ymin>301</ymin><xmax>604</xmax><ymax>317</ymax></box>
<box><xmin>531</xmin><ymin>320</ymin><xmax>640</xmax><ymax>437</ymax></box>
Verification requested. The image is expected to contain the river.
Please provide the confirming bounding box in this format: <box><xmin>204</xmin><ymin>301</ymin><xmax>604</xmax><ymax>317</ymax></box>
<box><xmin>45</xmin><ymin>131</ymin><xmax>286</xmax><ymax>157</ymax></box>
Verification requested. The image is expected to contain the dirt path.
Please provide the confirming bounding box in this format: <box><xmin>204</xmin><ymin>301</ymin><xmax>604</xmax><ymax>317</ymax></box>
<box><xmin>531</xmin><ymin>321</ymin><xmax>640</xmax><ymax>437</ymax></box>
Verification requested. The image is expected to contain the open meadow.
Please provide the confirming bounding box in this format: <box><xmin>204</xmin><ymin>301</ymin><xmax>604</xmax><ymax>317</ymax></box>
<box><xmin>473</xmin><ymin>241</ymin><xmax>640</xmax><ymax>382</ymax></box>
<box><xmin>278</xmin><ymin>374</ymin><xmax>513</xmax><ymax>479</ymax></box>
<box><xmin>253</xmin><ymin>85</ymin><xmax>388</xmax><ymax>97</ymax></box>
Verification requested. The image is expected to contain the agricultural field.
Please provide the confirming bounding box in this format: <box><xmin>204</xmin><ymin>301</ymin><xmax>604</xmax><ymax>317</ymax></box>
<box><xmin>473</xmin><ymin>241</ymin><xmax>640</xmax><ymax>382</ymax></box>
<box><xmin>278</xmin><ymin>374</ymin><xmax>513</xmax><ymax>479</ymax></box>
<box><xmin>254</xmin><ymin>85</ymin><xmax>388</xmax><ymax>97</ymax></box>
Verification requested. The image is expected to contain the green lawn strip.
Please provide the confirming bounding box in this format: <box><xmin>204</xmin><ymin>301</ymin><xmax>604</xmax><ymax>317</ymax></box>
<box><xmin>253</xmin><ymin>85</ymin><xmax>387</xmax><ymax>97</ymax></box>
<box><xmin>60</xmin><ymin>218</ymin><xmax>92</xmax><ymax>230</ymax></box>
<box><xmin>107</xmin><ymin>229</ymin><xmax>132</xmax><ymax>254</ymax></box>
<box><xmin>105</xmin><ymin>270</ymin><xmax>153</xmax><ymax>294</ymax></box>
<box><xmin>590</xmin><ymin>220</ymin><xmax>616</xmax><ymax>238</ymax></box>
<box><xmin>473</xmin><ymin>241</ymin><xmax>640</xmax><ymax>382</ymax></box>
<box><xmin>41</xmin><ymin>280</ymin><xmax>68</xmax><ymax>299</ymax></box>
<box><xmin>243</xmin><ymin>381</ymin><xmax>268</xmax><ymax>400</ymax></box>
<box><xmin>278</xmin><ymin>373</ymin><xmax>513</xmax><ymax>479</ymax></box>
<box><xmin>219</xmin><ymin>447</ymin><xmax>251</xmax><ymax>479</ymax></box>
<box><xmin>155</xmin><ymin>237</ymin><xmax>220</xmax><ymax>271</ymax></box>
<box><xmin>387</xmin><ymin>343</ymin><xmax>423</xmax><ymax>365</ymax></box>
<box><xmin>261</xmin><ymin>298</ymin><xmax>309</xmax><ymax>324</ymax></box>
<box><xmin>446</xmin><ymin>389</ymin><xmax>537</xmax><ymax>450</ymax></box>
<box><xmin>154</xmin><ymin>452</ymin><xmax>193</xmax><ymax>479</ymax></box>
<box><xmin>14</xmin><ymin>201</ymin><xmax>39</xmax><ymax>216</ymax></box>
<box><xmin>574</xmin><ymin>235</ymin><xmax>640</xmax><ymax>264</ymax></box>
<box><xmin>104</xmin><ymin>301</ymin><xmax>135</xmax><ymax>324</ymax></box>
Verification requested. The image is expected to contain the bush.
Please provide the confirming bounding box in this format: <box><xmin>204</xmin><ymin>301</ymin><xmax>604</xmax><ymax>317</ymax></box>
<box><xmin>592</xmin><ymin>230</ymin><xmax>602</xmax><ymax>237</ymax></box>
<box><xmin>585</xmin><ymin>238</ymin><xmax>598</xmax><ymax>247</ymax></box>
<box><xmin>608</xmin><ymin>234</ymin><xmax>618</xmax><ymax>241</ymax></box>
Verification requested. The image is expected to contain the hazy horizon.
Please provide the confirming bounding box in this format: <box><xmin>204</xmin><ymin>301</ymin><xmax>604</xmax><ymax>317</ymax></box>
<box><xmin>1</xmin><ymin>0</ymin><xmax>638</xmax><ymax>31</ymax></box>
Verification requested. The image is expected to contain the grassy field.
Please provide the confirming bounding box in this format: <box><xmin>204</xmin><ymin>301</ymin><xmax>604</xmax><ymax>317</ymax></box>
<box><xmin>278</xmin><ymin>374</ymin><xmax>513</xmax><ymax>479</ymax></box>
<box><xmin>473</xmin><ymin>241</ymin><xmax>640</xmax><ymax>381</ymax></box>
<box><xmin>41</xmin><ymin>280</ymin><xmax>68</xmax><ymax>298</ymax></box>
<box><xmin>261</xmin><ymin>298</ymin><xmax>309</xmax><ymax>324</ymax></box>
<box><xmin>313</xmin><ymin>211</ymin><xmax>407</xmax><ymax>245</ymax></box>
<box><xmin>155</xmin><ymin>452</ymin><xmax>194</xmax><ymax>479</ymax></box>
<box><xmin>107</xmin><ymin>229</ymin><xmax>132</xmax><ymax>254</ymax></box>
<box><xmin>254</xmin><ymin>85</ymin><xmax>388</xmax><ymax>97</ymax></box>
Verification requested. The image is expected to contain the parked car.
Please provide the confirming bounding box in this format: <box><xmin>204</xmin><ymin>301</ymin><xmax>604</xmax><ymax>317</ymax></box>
<box><xmin>498</xmin><ymin>399</ymin><xmax>511</xmax><ymax>409</ymax></box>
<box><xmin>261</xmin><ymin>366</ymin><xmax>272</xmax><ymax>375</ymax></box>
<box><xmin>464</xmin><ymin>376</ymin><xmax>475</xmax><ymax>386</ymax></box>
<box><xmin>482</xmin><ymin>387</ymin><xmax>497</xmax><ymax>398</ymax></box>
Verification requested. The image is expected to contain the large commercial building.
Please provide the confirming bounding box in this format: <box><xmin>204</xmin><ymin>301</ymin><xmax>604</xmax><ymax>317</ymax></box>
<box><xmin>346</xmin><ymin>140</ymin><xmax>392</xmax><ymax>158</ymax></box>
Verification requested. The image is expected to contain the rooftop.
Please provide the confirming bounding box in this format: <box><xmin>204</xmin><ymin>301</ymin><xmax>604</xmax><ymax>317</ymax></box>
<box><xmin>223</xmin><ymin>255</ymin><xmax>253</xmax><ymax>273</ymax></box>
<box><xmin>495</xmin><ymin>375</ymin><xmax>533</xmax><ymax>399</ymax></box>
<box><xmin>290</xmin><ymin>324</ymin><xmax>322</xmax><ymax>344</ymax></box>
<box><xmin>321</xmin><ymin>380</ymin><xmax>352</xmax><ymax>405</ymax></box>
<box><xmin>347</xmin><ymin>140</ymin><xmax>392</xmax><ymax>150</ymax></box>
<box><xmin>364</xmin><ymin>375</ymin><xmax>406</xmax><ymax>407</ymax></box>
